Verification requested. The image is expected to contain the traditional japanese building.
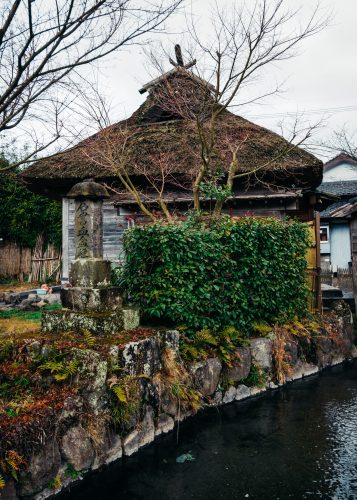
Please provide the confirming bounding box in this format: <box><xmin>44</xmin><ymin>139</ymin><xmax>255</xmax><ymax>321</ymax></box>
<box><xmin>21</xmin><ymin>47</ymin><xmax>324</xmax><ymax>286</ymax></box>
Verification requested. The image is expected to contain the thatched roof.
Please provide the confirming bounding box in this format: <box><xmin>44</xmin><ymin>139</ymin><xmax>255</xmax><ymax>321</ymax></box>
<box><xmin>21</xmin><ymin>68</ymin><xmax>322</xmax><ymax>198</ymax></box>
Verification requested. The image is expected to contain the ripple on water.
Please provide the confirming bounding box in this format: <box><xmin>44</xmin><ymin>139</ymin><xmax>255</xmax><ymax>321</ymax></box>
<box><xmin>58</xmin><ymin>362</ymin><xmax>357</xmax><ymax>500</ymax></box>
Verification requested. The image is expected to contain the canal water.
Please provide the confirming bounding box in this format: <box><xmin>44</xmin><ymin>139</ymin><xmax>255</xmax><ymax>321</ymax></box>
<box><xmin>60</xmin><ymin>361</ymin><xmax>357</xmax><ymax>500</ymax></box>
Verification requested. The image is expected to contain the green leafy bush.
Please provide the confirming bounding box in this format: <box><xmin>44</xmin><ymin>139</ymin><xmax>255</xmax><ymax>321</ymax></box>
<box><xmin>120</xmin><ymin>216</ymin><xmax>310</xmax><ymax>334</ymax></box>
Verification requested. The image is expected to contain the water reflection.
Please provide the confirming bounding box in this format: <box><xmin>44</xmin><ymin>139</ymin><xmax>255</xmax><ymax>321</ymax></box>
<box><xmin>59</xmin><ymin>362</ymin><xmax>357</xmax><ymax>500</ymax></box>
<box><xmin>323</xmin><ymin>393</ymin><xmax>357</xmax><ymax>499</ymax></box>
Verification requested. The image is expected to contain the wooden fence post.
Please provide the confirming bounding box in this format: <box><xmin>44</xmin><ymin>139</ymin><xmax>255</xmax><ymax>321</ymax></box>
<box><xmin>350</xmin><ymin>217</ymin><xmax>357</xmax><ymax>312</ymax></box>
<box><xmin>315</xmin><ymin>211</ymin><xmax>322</xmax><ymax>313</ymax></box>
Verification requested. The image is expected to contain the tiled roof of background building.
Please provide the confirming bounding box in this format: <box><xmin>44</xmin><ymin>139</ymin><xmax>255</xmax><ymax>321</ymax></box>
<box><xmin>316</xmin><ymin>181</ymin><xmax>357</xmax><ymax>197</ymax></box>
<box><xmin>320</xmin><ymin>196</ymin><xmax>357</xmax><ymax>218</ymax></box>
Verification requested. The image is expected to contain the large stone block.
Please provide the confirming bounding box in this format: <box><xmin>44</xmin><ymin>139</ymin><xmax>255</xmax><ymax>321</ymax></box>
<box><xmin>44</xmin><ymin>293</ymin><xmax>61</xmax><ymax>305</ymax></box>
<box><xmin>159</xmin><ymin>388</ymin><xmax>179</xmax><ymax>417</ymax></box>
<box><xmin>59</xmin><ymin>395</ymin><xmax>84</xmax><ymax>420</ymax></box>
<box><xmin>121</xmin><ymin>337</ymin><xmax>161</xmax><ymax>376</ymax></box>
<box><xmin>122</xmin><ymin>406</ymin><xmax>155</xmax><ymax>456</ymax></box>
<box><xmin>223</xmin><ymin>347</ymin><xmax>251</xmax><ymax>382</ymax></box>
<box><xmin>70</xmin><ymin>258</ymin><xmax>111</xmax><ymax>287</ymax></box>
<box><xmin>160</xmin><ymin>330</ymin><xmax>180</xmax><ymax>352</ymax></box>
<box><xmin>331</xmin><ymin>300</ymin><xmax>355</xmax><ymax>351</ymax></box>
<box><xmin>235</xmin><ymin>384</ymin><xmax>251</xmax><ymax>400</ymax></box>
<box><xmin>61</xmin><ymin>425</ymin><xmax>95</xmax><ymax>470</ymax></box>
<box><xmin>290</xmin><ymin>361</ymin><xmax>319</xmax><ymax>380</ymax></box>
<box><xmin>123</xmin><ymin>308</ymin><xmax>141</xmax><ymax>330</ymax></box>
<box><xmin>68</xmin><ymin>349</ymin><xmax>108</xmax><ymax>410</ymax></box>
<box><xmin>42</xmin><ymin>307</ymin><xmax>139</xmax><ymax>336</ymax></box>
<box><xmin>18</xmin><ymin>439</ymin><xmax>61</xmax><ymax>496</ymax></box>
<box><xmin>314</xmin><ymin>336</ymin><xmax>334</xmax><ymax>368</ymax></box>
<box><xmin>105</xmin><ymin>433</ymin><xmax>123</xmax><ymax>465</ymax></box>
<box><xmin>223</xmin><ymin>385</ymin><xmax>237</xmax><ymax>403</ymax></box>
<box><xmin>61</xmin><ymin>286</ymin><xmax>123</xmax><ymax>312</ymax></box>
<box><xmin>155</xmin><ymin>414</ymin><xmax>175</xmax><ymax>436</ymax></box>
<box><xmin>250</xmin><ymin>338</ymin><xmax>273</xmax><ymax>370</ymax></box>
<box><xmin>190</xmin><ymin>357</ymin><xmax>222</xmax><ymax>397</ymax></box>
<box><xmin>250</xmin><ymin>386</ymin><xmax>267</xmax><ymax>396</ymax></box>
<box><xmin>284</xmin><ymin>339</ymin><xmax>299</xmax><ymax>365</ymax></box>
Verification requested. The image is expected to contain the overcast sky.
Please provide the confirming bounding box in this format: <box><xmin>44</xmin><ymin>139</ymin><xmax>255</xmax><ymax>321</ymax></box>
<box><xmin>92</xmin><ymin>0</ymin><xmax>357</xmax><ymax>160</ymax></box>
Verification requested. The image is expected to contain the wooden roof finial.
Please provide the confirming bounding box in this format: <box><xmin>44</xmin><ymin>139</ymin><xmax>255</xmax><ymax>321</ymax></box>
<box><xmin>175</xmin><ymin>44</ymin><xmax>184</xmax><ymax>66</ymax></box>
<box><xmin>139</xmin><ymin>45</ymin><xmax>200</xmax><ymax>94</ymax></box>
<box><xmin>169</xmin><ymin>44</ymin><xmax>196</xmax><ymax>70</ymax></box>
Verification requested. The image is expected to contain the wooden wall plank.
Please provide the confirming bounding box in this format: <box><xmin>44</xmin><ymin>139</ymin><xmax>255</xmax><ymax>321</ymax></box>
<box><xmin>66</xmin><ymin>201</ymin><xmax>131</xmax><ymax>274</ymax></box>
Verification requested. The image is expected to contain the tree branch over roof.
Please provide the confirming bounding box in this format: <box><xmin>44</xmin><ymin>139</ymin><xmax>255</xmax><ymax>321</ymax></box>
<box><xmin>148</xmin><ymin>0</ymin><xmax>329</xmax><ymax>213</ymax></box>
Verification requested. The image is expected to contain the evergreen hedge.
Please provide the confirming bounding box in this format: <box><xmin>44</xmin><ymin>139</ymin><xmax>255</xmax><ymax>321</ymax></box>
<box><xmin>120</xmin><ymin>217</ymin><xmax>311</xmax><ymax>333</ymax></box>
<box><xmin>0</xmin><ymin>172</ymin><xmax>61</xmax><ymax>249</ymax></box>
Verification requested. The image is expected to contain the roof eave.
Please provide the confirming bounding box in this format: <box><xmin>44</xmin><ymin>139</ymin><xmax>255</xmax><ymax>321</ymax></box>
<box><xmin>114</xmin><ymin>190</ymin><xmax>303</xmax><ymax>206</ymax></box>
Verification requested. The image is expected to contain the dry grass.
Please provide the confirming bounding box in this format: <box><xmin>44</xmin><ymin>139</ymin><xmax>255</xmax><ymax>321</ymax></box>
<box><xmin>273</xmin><ymin>327</ymin><xmax>295</xmax><ymax>385</ymax></box>
<box><xmin>0</xmin><ymin>318</ymin><xmax>40</xmax><ymax>335</ymax></box>
<box><xmin>154</xmin><ymin>348</ymin><xmax>202</xmax><ymax>415</ymax></box>
<box><xmin>82</xmin><ymin>412</ymin><xmax>111</xmax><ymax>450</ymax></box>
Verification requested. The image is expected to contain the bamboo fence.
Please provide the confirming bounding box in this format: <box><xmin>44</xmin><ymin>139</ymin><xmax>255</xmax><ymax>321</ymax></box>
<box><xmin>0</xmin><ymin>235</ymin><xmax>61</xmax><ymax>283</ymax></box>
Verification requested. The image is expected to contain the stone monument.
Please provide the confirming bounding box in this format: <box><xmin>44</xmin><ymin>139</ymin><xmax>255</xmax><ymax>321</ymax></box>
<box><xmin>42</xmin><ymin>180</ymin><xmax>139</xmax><ymax>336</ymax></box>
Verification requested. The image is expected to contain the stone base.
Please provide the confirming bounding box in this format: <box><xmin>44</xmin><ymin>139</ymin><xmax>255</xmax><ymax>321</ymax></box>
<box><xmin>70</xmin><ymin>258</ymin><xmax>111</xmax><ymax>287</ymax></box>
<box><xmin>42</xmin><ymin>308</ymin><xmax>140</xmax><ymax>336</ymax></box>
<box><xmin>61</xmin><ymin>287</ymin><xmax>123</xmax><ymax>312</ymax></box>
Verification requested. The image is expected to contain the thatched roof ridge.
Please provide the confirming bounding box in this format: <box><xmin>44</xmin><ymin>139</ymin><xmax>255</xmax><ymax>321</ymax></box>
<box><xmin>139</xmin><ymin>66</ymin><xmax>214</xmax><ymax>95</ymax></box>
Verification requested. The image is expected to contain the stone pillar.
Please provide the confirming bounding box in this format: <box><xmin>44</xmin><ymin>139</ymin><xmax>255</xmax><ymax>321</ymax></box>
<box><xmin>74</xmin><ymin>198</ymin><xmax>103</xmax><ymax>259</ymax></box>
<box><xmin>67</xmin><ymin>180</ymin><xmax>111</xmax><ymax>288</ymax></box>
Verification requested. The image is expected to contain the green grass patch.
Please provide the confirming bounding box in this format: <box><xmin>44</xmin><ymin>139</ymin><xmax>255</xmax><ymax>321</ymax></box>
<box><xmin>0</xmin><ymin>304</ymin><xmax>61</xmax><ymax>322</ymax></box>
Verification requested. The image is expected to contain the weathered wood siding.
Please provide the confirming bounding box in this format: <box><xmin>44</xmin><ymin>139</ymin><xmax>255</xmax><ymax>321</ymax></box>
<box><xmin>62</xmin><ymin>199</ymin><xmax>130</xmax><ymax>281</ymax></box>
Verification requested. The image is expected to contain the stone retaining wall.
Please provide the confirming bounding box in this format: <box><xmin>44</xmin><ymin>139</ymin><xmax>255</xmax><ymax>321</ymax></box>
<box><xmin>2</xmin><ymin>304</ymin><xmax>356</xmax><ymax>500</ymax></box>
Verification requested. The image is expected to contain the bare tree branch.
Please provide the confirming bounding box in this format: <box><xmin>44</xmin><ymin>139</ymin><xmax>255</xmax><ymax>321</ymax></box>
<box><xmin>0</xmin><ymin>0</ymin><xmax>183</xmax><ymax>170</ymax></box>
<box><xmin>149</xmin><ymin>0</ymin><xmax>329</xmax><ymax>214</ymax></box>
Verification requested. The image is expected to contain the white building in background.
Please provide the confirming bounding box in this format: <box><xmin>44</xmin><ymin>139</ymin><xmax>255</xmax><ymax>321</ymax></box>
<box><xmin>317</xmin><ymin>154</ymin><xmax>357</xmax><ymax>271</ymax></box>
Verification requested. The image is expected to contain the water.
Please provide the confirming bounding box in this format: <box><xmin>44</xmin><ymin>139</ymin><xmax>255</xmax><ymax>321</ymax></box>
<box><xmin>60</xmin><ymin>362</ymin><xmax>357</xmax><ymax>500</ymax></box>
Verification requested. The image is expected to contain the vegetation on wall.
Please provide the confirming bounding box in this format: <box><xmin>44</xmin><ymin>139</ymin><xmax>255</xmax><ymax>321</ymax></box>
<box><xmin>0</xmin><ymin>165</ymin><xmax>61</xmax><ymax>249</ymax></box>
<box><xmin>119</xmin><ymin>216</ymin><xmax>311</xmax><ymax>334</ymax></box>
<box><xmin>0</xmin><ymin>303</ymin><xmax>351</xmax><ymax>493</ymax></box>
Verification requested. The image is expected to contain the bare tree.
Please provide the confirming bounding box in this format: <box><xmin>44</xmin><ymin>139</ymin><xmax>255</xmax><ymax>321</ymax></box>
<box><xmin>148</xmin><ymin>0</ymin><xmax>329</xmax><ymax>214</ymax></box>
<box><xmin>323</xmin><ymin>127</ymin><xmax>357</xmax><ymax>160</ymax></box>
<box><xmin>0</xmin><ymin>0</ymin><xmax>183</xmax><ymax>171</ymax></box>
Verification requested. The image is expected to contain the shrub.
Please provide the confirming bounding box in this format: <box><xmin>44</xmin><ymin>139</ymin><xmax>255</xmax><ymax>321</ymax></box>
<box><xmin>120</xmin><ymin>216</ymin><xmax>310</xmax><ymax>334</ymax></box>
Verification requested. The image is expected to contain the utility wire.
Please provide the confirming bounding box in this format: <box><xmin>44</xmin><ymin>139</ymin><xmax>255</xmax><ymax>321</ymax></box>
<box><xmin>246</xmin><ymin>104</ymin><xmax>357</xmax><ymax>119</ymax></box>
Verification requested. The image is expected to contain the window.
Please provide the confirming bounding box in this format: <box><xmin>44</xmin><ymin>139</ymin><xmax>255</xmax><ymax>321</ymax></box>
<box><xmin>320</xmin><ymin>226</ymin><xmax>329</xmax><ymax>242</ymax></box>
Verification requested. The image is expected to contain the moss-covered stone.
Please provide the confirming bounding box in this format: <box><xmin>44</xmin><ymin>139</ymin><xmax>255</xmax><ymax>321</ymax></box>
<box><xmin>67</xmin><ymin>180</ymin><xmax>110</xmax><ymax>200</ymax></box>
<box><xmin>61</xmin><ymin>286</ymin><xmax>123</xmax><ymax>312</ymax></box>
<box><xmin>42</xmin><ymin>307</ymin><xmax>139</xmax><ymax>336</ymax></box>
<box><xmin>70</xmin><ymin>258</ymin><xmax>112</xmax><ymax>288</ymax></box>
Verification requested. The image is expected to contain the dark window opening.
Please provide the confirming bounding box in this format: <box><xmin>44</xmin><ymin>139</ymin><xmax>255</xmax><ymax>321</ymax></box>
<box><xmin>320</xmin><ymin>227</ymin><xmax>329</xmax><ymax>242</ymax></box>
